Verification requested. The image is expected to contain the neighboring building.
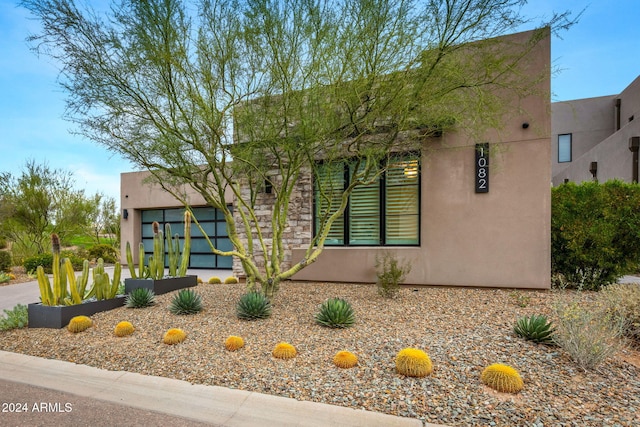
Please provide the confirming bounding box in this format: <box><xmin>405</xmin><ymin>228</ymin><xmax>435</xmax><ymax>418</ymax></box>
<box><xmin>551</xmin><ymin>75</ymin><xmax>640</xmax><ymax>185</ymax></box>
<box><xmin>121</xmin><ymin>28</ymin><xmax>551</xmax><ymax>289</ymax></box>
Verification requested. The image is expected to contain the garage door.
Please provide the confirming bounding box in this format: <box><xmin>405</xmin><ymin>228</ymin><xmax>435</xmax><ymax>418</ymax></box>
<box><xmin>141</xmin><ymin>206</ymin><xmax>233</xmax><ymax>269</ymax></box>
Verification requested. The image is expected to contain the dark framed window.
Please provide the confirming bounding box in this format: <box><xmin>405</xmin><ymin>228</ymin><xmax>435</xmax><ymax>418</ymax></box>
<box><xmin>558</xmin><ymin>133</ymin><xmax>572</xmax><ymax>163</ymax></box>
<box><xmin>141</xmin><ymin>206</ymin><xmax>232</xmax><ymax>269</ymax></box>
<box><xmin>314</xmin><ymin>154</ymin><xmax>420</xmax><ymax>246</ymax></box>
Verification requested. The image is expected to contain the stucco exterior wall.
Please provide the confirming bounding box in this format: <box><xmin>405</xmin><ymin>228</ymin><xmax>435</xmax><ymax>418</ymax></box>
<box><xmin>120</xmin><ymin>171</ymin><xmax>233</xmax><ymax>263</ymax></box>
<box><xmin>551</xmin><ymin>75</ymin><xmax>640</xmax><ymax>185</ymax></box>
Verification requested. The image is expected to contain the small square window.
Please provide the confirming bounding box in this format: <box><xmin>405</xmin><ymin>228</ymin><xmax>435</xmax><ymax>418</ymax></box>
<box><xmin>558</xmin><ymin>134</ymin><xmax>572</xmax><ymax>163</ymax></box>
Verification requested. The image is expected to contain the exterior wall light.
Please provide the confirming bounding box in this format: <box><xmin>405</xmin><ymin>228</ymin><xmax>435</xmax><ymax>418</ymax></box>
<box><xmin>123</xmin><ymin>209</ymin><xmax>129</xmax><ymax>220</ymax></box>
<box><xmin>589</xmin><ymin>161</ymin><xmax>598</xmax><ymax>182</ymax></box>
<box><xmin>629</xmin><ymin>136</ymin><xmax>640</xmax><ymax>183</ymax></box>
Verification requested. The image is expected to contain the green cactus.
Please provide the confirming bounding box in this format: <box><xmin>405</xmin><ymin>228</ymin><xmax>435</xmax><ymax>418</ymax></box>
<box><xmin>36</xmin><ymin>234</ymin><xmax>71</xmax><ymax>306</ymax></box>
<box><xmin>65</xmin><ymin>258</ymin><xmax>89</xmax><ymax>305</ymax></box>
<box><xmin>166</xmin><ymin>223</ymin><xmax>178</xmax><ymax>277</ymax></box>
<box><xmin>178</xmin><ymin>211</ymin><xmax>191</xmax><ymax>277</ymax></box>
<box><xmin>148</xmin><ymin>221</ymin><xmax>165</xmax><ymax>280</ymax></box>
<box><xmin>86</xmin><ymin>258</ymin><xmax>122</xmax><ymax>300</ymax></box>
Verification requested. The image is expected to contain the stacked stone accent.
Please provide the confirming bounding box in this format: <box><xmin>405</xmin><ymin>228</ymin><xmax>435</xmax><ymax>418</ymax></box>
<box><xmin>232</xmin><ymin>169</ymin><xmax>313</xmax><ymax>278</ymax></box>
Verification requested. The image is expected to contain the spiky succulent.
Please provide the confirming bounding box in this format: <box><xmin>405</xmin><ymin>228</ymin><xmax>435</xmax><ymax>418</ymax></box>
<box><xmin>125</xmin><ymin>287</ymin><xmax>156</xmax><ymax>308</ymax></box>
<box><xmin>224</xmin><ymin>276</ymin><xmax>239</xmax><ymax>284</ymax></box>
<box><xmin>272</xmin><ymin>342</ymin><xmax>297</xmax><ymax>359</ymax></box>
<box><xmin>224</xmin><ymin>335</ymin><xmax>245</xmax><ymax>351</ymax></box>
<box><xmin>395</xmin><ymin>348</ymin><xmax>432</xmax><ymax>377</ymax></box>
<box><xmin>514</xmin><ymin>314</ymin><xmax>555</xmax><ymax>344</ymax></box>
<box><xmin>208</xmin><ymin>276</ymin><xmax>222</xmax><ymax>284</ymax></box>
<box><xmin>236</xmin><ymin>292</ymin><xmax>272</xmax><ymax>320</ymax></box>
<box><xmin>67</xmin><ymin>315</ymin><xmax>92</xmax><ymax>333</ymax></box>
<box><xmin>481</xmin><ymin>363</ymin><xmax>524</xmax><ymax>394</ymax></box>
<box><xmin>163</xmin><ymin>328</ymin><xmax>187</xmax><ymax>345</ymax></box>
<box><xmin>315</xmin><ymin>298</ymin><xmax>355</xmax><ymax>328</ymax></box>
<box><xmin>169</xmin><ymin>289</ymin><xmax>203</xmax><ymax>315</ymax></box>
<box><xmin>114</xmin><ymin>321</ymin><xmax>135</xmax><ymax>337</ymax></box>
<box><xmin>333</xmin><ymin>351</ymin><xmax>358</xmax><ymax>369</ymax></box>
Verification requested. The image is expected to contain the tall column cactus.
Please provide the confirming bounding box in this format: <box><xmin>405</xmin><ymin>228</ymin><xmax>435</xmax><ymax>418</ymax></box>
<box><xmin>166</xmin><ymin>223</ymin><xmax>179</xmax><ymax>277</ymax></box>
<box><xmin>178</xmin><ymin>211</ymin><xmax>192</xmax><ymax>277</ymax></box>
<box><xmin>148</xmin><ymin>221</ymin><xmax>165</xmax><ymax>280</ymax></box>
<box><xmin>36</xmin><ymin>233</ymin><xmax>69</xmax><ymax>306</ymax></box>
<box><xmin>87</xmin><ymin>258</ymin><xmax>122</xmax><ymax>300</ymax></box>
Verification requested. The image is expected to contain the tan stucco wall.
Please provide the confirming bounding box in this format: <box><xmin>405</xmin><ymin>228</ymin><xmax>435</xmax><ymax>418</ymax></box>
<box><xmin>120</xmin><ymin>171</ymin><xmax>233</xmax><ymax>263</ymax></box>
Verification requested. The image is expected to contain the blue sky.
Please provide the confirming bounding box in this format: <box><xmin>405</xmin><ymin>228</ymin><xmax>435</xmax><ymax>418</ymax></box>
<box><xmin>1</xmin><ymin>0</ymin><xmax>639</xmax><ymax>205</ymax></box>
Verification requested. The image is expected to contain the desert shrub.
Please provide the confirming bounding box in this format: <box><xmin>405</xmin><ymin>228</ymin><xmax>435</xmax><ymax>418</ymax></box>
<box><xmin>375</xmin><ymin>250</ymin><xmax>411</xmax><ymax>298</ymax></box>
<box><xmin>0</xmin><ymin>250</ymin><xmax>12</xmax><ymax>272</ymax></box>
<box><xmin>236</xmin><ymin>291</ymin><xmax>272</xmax><ymax>320</ymax></box>
<box><xmin>125</xmin><ymin>288</ymin><xmax>156</xmax><ymax>308</ymax></box>
<box><xmin>513</xmin><ymin>314</ymin><xmax>555</xmax><ymax>345</ymax></box>
<box><xmin>23</xmin><ymin>253</ymin><xmax>53</xmax><ymax>274</ymax></box>
<box><xmin>315</xmin><ymin>298</ymin><xmax>355</xmax><ymax>328</ymax></box>
<box><xmin>0</xmin><ymin>273</ymin><xmax>10</xmax><ymax>284</ymax></box>
<box><xmin>553</xmin><ymin>300</ymin><xmax>623</xmax><ymax>370</ymax></box>
<box><xmin>597</xmin><ymin>283</ymin><xmax>640</xmax><ymax>346</ymax></box>
<box><xmin>551</xmin><ymin>180</ymin><xmax>640</xmax><ymax>290</ymax></box>
<box><xmin>169</xmin><ymin>289</ymin><xmax>203</xmax><ymax>315</ymax></box>
<box><xmin>88</xmin><ymin>244</ymin><xmax>118</xmax><ymax>264</ymax></box>
<box><xmin>0</xmin><ymin>237</ymin><xmax>7</xmax><ymax>249</ymax></box>
<box><xmin>480</xmin><ymin>364</ymin><xmax>524</xmax><ymax>394</ymax></box>
<box><xmin>0</xmin><ymin>304</ymin><xmax>28</xmax><ymax>330</ymax></box>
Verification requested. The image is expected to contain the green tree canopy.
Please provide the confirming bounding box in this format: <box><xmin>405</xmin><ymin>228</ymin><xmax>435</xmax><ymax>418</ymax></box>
<box><xmin>21</xmin><ymin>0</ymin><xmax>576</xmax><ymax>295</ymax></box>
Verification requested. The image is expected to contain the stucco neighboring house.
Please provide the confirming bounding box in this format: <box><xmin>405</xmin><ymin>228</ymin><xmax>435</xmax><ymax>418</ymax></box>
<box><xmin>551</xmin><ymin>75</ymin><xmax>640</xmax><ymax>186</ymax></box>
<box><xmin>121</xmin><ymin>28</ymin><xmax>552</xmax><ymax>289</ymax></box>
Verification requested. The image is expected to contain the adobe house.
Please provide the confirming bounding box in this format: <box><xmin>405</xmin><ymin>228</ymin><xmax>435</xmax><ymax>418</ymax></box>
<box><xmin>121</xmin><ymin>28</ymin><xmax>551</xmax><ymax>289</ymax></box>
<box><xmin>552</xmin><ymin>75</ymin><xmax>640</xmax><ymax>185</ymax></box>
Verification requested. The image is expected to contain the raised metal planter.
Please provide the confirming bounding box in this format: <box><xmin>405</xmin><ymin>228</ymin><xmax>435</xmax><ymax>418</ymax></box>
<box><xmin>124</xmin><ymin>275</ymin><xmax>198</xmax><ymax>295</ymax></box>
<box><xmin>28</xmin><ymin>296</ymin><xmax>126</xmax><ymax>329</ymax></box>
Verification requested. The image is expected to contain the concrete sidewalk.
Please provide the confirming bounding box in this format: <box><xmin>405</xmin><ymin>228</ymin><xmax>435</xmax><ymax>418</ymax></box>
<box><xmin>0</xmin><ymin>351</ymin><xmax>433</xmax><ymax>427</ymax></box>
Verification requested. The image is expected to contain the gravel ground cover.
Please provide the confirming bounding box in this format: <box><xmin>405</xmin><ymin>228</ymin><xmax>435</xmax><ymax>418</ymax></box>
<box><xmin>1</xmin><ymin>282</ymin><xmax>639</xmax><ymax>427</ymax></box>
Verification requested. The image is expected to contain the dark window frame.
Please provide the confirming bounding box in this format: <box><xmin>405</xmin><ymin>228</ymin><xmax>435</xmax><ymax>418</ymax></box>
<box><xmin>558</xmin><ymin>133</ymin><xmax>572</xmax><ymax>163</ymax></box>
<box><xmin>313</xmin><ymin>154</ymin><xmax>421</xmax><ymax>247</ymax></box>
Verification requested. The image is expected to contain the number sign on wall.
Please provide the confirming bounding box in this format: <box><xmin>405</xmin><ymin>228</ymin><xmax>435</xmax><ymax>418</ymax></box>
<box><xmin>475</xmin><ymin>143</ymin><xmax>489</xmax><ymax>193</ymax></box>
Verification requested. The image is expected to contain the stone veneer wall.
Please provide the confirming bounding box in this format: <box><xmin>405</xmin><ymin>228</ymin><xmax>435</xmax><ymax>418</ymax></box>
<box><xmin>232</xmin><ymin>169</ymin><xmax>313</xmax><ymax>278</ymax></box>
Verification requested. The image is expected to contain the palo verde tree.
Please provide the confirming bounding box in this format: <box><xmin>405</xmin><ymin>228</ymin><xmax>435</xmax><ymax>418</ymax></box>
<box><xmin>22</xmin><ymin>0</ymin><xmax>575</xmax><ymax>296</ymax></box>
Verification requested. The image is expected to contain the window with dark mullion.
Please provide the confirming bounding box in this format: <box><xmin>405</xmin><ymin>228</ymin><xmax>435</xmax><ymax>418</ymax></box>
<box><xmin>314</xmin><ymin>154</ymin><xmax>420</xmax><ymax>246</ymax></box>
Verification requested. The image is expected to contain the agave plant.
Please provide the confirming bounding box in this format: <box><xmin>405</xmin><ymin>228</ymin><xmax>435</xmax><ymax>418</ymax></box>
<box><xmin>169</xmin><ymin>289</ymin><xmax>203</xmax><ymax>315</ymax></box>
<box><xmin>236</xmin><ymin>291</ymin><xmax>272</xmax><ymax>320</ymax></box>
<box><xmin>315</xmin><ymin>298</ymin><xmax>355</xmax><ymax>328</ymax></box>
<box><xmin>125</xmin><ymin>288</ymin><xmax>156</xmax><ymax>308</ymax></box>
<box><xmin>514</xmin><ymin>314</ymin><xmax>555</xmax><ymax>344</ymax></box>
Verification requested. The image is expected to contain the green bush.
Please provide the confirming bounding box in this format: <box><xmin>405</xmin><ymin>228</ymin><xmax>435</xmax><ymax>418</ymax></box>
<box><xmin>88</xmin><ymin>244</ymin><xmax>118</xmax><ymax>264</ymax></box>
<box><xmin>23</xmin><ymin>251</ymin><xmax>86</xmax><ymax>274</ymax></box>
<box><xmin>23</xmin><ymin>253</ymin><xmax>53</xmax><ymax>274</ymax></box>
<box><xmin>0</xmin><ymin>237</ymin><xmax>7</xmax><ymax>249</ymax></box>
<box><xmin>375</xmin><ymin>250</ymin><xmax>411</xmax><ymax>298</ymax></box>
<box><xmin>0</xmin><ymin>304</ymin><xmax>28</xmax><ymax>330</ymax></box>
<box><xmin>551</xmin><ymin>180</ymin><xmax>640</xmax><ymax>290</ymax></box>
<box><xmin>0</xmin><ymin>250</ymin><xmax>12</xmax><ymax>272</ymax></box>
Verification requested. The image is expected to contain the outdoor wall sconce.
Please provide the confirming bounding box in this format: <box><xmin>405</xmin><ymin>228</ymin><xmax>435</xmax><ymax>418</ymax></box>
<box><xmin>521</xmin><ymin>122</ymin><xmax>529</xmax><ymax>129</ymax></box>
<box><xmin>629</xmin><ymin>136</ymin><xmax>640</xmax><ymax>183</ymax></box>
<box><xmin>589</xmin><ymin>161</ymin><xmax>598</xmax><ymax>181</ymax></box>
<box><xmin>123</xmin><ymin>209</ymin><xmax>129</xmax><ymax>220</ymax></box>
<box><xmin>264</xmin><ymin>179</ymin><xmax>273</xmax><ymax>194</ymax></box>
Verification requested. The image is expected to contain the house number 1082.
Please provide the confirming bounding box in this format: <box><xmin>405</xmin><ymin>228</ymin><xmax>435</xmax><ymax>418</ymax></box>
<box><xmin>475</xmin><ymin>143</ymin><xmax>489</xmax><ymax>193</ymax></box>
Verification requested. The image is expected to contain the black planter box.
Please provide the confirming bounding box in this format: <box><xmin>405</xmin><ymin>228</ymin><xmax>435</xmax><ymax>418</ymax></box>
<box><xmin>28</xmin><ymin>296</ymin><xmax>126</xmax><ymax>329</ymax></box>
<box><xmin>124</xmin><ymin>275</ymin><xmax>197</xmax><ymax>295</ymax></box>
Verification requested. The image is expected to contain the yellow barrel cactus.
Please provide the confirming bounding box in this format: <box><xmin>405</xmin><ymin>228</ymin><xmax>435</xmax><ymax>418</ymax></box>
<box><xmin>333</xmin><ymin>351</ymin><xmax>358</xmax><ymax>368</ymax></box>
<box><xmin>225</xmin><ymin>335</ymin><xmax>245</xmax><ymax>351</ymax></box>
<box><xmin>114</xmin><ymin>321</ymin><xmax>135</xmax><ymax>337</ymax></box>
<box><xmin>163</xmin><ymin>328</ymin><xmax>187</xmax><ymax>345</ymax></box>
<box><xmin>272</xmin><ymin>342</ymin><xmax>297</xmax><ymax>359</ymax></box>
<box><xmin>481</xmin><ymin>363</ymin><xmax>524</xmax><ymax>393</ymax></box>
<box><xmin>224</xmin><ymin>276</ymin><xmax>239</xmax><ymax>284</ymax></box>
<box><xmin>395</xmin><ymin>348</ymin><xmax>433</xmax><ymax>377</ymax></box>
<box><xmin>67</xmin><ymin>315</ymin><xmax>93</xmax><ymax>333</ymax></box>
<box><xmin>208</xmin><ymin>277</ymin><xmax>222</xmax><ymax>284</ymax></box>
